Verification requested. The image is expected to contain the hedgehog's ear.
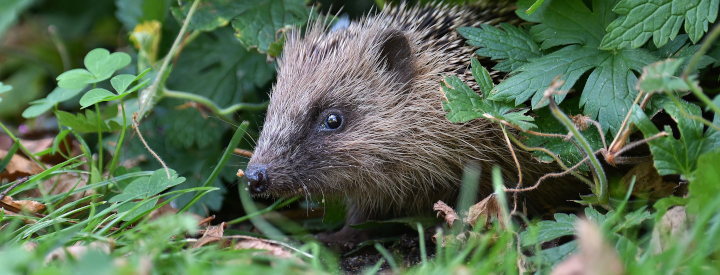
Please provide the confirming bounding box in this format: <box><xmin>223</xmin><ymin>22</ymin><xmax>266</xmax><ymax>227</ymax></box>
<box><xmin>377</xmin><ymin>30</ymin><xmax>414</xmax><ymax>84</ymax></box>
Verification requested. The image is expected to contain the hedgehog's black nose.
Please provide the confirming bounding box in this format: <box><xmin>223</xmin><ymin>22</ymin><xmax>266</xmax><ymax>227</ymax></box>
<box><xmin>245</xmin><ymin>164</ymin><xmax>269</xmax><ymax>194</ymax></box>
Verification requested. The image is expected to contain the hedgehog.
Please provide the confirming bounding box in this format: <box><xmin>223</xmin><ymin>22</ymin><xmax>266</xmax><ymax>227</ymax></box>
<box><xmin>244</xmin><ymin>2</ymin><xmax>586</xmax><ymax>241</ymax></box>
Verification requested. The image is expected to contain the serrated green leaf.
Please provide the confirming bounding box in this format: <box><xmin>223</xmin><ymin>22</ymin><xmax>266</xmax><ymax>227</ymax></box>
<box><xmin>682</xmin><ymin>0</ymin><xmax>719</xmax><ymax>43</ymax></box>
<box><xmin>55</xmin><ymin>109</ymin><xmax>122</xmax><ymax>133</ymax></box>
<box><xmin>442</xmin><ymin>76</ymin><xmax>486</xmax><ymax>123</ymax></box>
<box><xmin>688</xmin><ymin>150</ymin><xmax>720</xmax><ymax>214</ymax></box>
<box><xmin>637</xmin><ymin>59</ymin><xmax>690</xmax><ymax>93</ymax></box>
<box><xmin>532</xmin><ymin>0</ymin><xmax>612</xmax><ymax>48</ymax></box>
<box><xmin>111</xmin><ymin>74</ymin><xmax>136</xmax><ymax>94</ymax></box>
<box><xmin>166</xmin><ymin>28</ymin><xmax>274</xmax><ymax>105</ymax></box>
<box><xmin>601</xmin><ymin>0</ymin><xmax>720</xmax><ymax>49</ymax></box>
<box><xmin>442</xmin><ymin>75</ymin><xmax>535</xmax><ymax>130</ymax></box>
<box><xmin>230</xmin><ymin>0</ymin><xmax>310</xmax><ymax>54</ymax></box>
<box><xmin>630</xmin><ymin>101</ymin><xmax>720</xmax><ymax>177</ymax></box>
<box><xmin>110</xmin><ymin>169</ymin><xmax>185</xmax><ymax>202</ymax></box>
<box><xmin>56</xmin><ymin>69</ymin><xmax>94</xmax><ymax>90</ymax></box>
<box><xmin>580</xmin><ymin>49</ymin><xmax>657</xmax><ymax>134</ymax></box>
<box><xmin>458</xmin><ymin>24</ymin><xmax>541</xmax><ymax>72</ymax></box>
<box><xmin>470</xmin><ymin>59</ymin><xmax>494</xmax><ymax>94</ymax></box>
<box><xmin>523</xmin><ymin>99</ymin><xmax>604</xmax><ymax>169</ymax></box>
<box><xmin>491</xmin><ymin>45</ymin><xmax>599</xmax><ymax>108</ymax></box>
<box><xmin>521</xmin><ymin>212</ymin><xmax>577</xmax><ymax>247</ymax></box>
<box><xmin>79</xmin><ymin>88</ymin><xmax>116</xmax><ymax>108</ymax></box>
<box><xmin>83</xmin><ymin>48</ymin><xmax>132</xmax><ymax>82</ymax></box>
<box><xmin>172</xmin><ymin>0</ymin><xmax>250</xmax><ymax>32</ymax></box>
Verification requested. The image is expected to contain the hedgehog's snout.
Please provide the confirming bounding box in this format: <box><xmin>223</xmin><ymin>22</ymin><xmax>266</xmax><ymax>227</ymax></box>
<box><xmin>245</xmin><ymin>164</ymin><xmax>269</xmax><ymax>194</ymax></box>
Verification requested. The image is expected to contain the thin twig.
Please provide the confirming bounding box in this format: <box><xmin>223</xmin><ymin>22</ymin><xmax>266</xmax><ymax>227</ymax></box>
<box><xmin>500</xmin><ymin>126</ymin><xmax>522</xmax><ymax>214</ymax></box>
<box><xmin>0</xmin><ymin>177</ymin><xmax>28</xmax><ymax>201</ymax></box>
<box><xmin>132</xmin><ymin>113</ymin><xmax>170</xmax><ymax>178</ymax></box>
<box><xmin>137</xmin><ymin>0</ymin><xmax>202</xmax><ymax>118</ymax></box>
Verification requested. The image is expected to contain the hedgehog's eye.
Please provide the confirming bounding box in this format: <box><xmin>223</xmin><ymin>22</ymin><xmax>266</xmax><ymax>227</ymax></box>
<box><xmin>323</xmin><ymin>113</ymin><xmax>343</xmax><ymax>130</ymax></box>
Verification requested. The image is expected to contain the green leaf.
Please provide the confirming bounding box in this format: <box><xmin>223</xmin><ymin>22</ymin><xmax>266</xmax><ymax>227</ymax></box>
<box><xmin>55</xmin><ymin>109</ymin><xmax>122</xmax><ymax>133</ymax></box>
<box><xmin>630</xmin><ymin>100</ymin><xmax>720</xmax><ymax>177</ymax></box>
<box><xmin>491</xmin><ymin>45</ymin><xmax>599</xmax><ymax>108</ymax></box>
<box><xmin>637</xmin><ymin>59</ymin><xmax>690</xmax><ymax>93</ymax></box>
<box><xmin>230</xmin><ymin>0</ymin><xmax>311</xmax><ymax>54</ymax></box>
<box><xmin>83</xmin><ymin>48</ymin><xmax>132</xmax><ymax>82</ymax></box>
<box><xmin>521</xmin><ymin>212</ymin><xmax>577</xmax><ymax>247</ymax></box>
<box><xmin>115</xmin><ymin>0</ymin><xmax>170</xmax><ymax>30</ymax></box>
<box><xmin>523</xmin><ymin>99</ymin><xmax>604</xmax><ymax>169</ymax></box>
<box><xmin>580</xmin><ymin>49</ymin><xmax>657</xmax><ymax>134</ymax></box>
<box><xmin>166</xmin><ymin>28</ymin><xmax>275</xmax><ymax>105</ymax></box>
<box><xmin>521</xmin><ymin>0</ymin><xmax>614</xmax><ymax>48</ymax></box>
<box><xmin>110</xmin><ymin>74</ymin><xmax>136</xmax><ymax>94</ymax></box>
<box><xmin>601</xmin><ymin>0</ymin><xmax>720</xmax><ymax>49</ymax></box>
<box><xmin>56</xmin><ymin>69</ymin><xmax>94</xmax><ymax>90</ymax></box>
<box><xmin>688</xmin><ymin>150</ymin><xmax>720</xmax><ymax>214</ymax></box>
<box><xmin>470</xmin><ymin>59</ymin><xmax>494</xmax><ymax>95</ymax></box>
<box><xmin>110</xmin><ymin>169</ymin><xmax>186</xmax><ymax>202</ymax></box>
<box><xmin>0</xmin><ymin>0</ymin><xmax>34</xmax><ymax>38</ymax></box>
<box><xmin>172</xmin><ymin>0</ymin><xmax>250</xmax><ymax>32</ymax></box>
<box><xmin>0</xmin><ymin>82</ymin><xmax>11</xmax><ymax>103</ymax></box>
<box><xmin>79</xmin><ymin>88</ymin><xmax>116</xmax><ymax>108</ymax></box>
<box><xmin>442</xmin><ymin>75</ymin><xmax>535</xmax><ymax>130</ymax></box>
<box><xmin>22</xmin><ymin>87</ymin><xmax>83</xmax><ymax>118</ymax></box>
<box><xmin>458</xmin><ymin>24</ymin><xmax>541</xmax><ymax>72</ymax></box>
<box><xmin>21</xmin><ymin>100</ymin><xmax>54</xmax><ymax>118</ymax></box>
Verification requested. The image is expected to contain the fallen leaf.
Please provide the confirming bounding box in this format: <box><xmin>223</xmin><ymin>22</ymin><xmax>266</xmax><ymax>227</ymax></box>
<box><xmin>551</xmin><ymin>219</ymin><xmax>624</xmax><ymax>275</ymax></box>
<box><xmin>433</xmin><ymin>200</ymin><xmax>459</xmax><ymax>226</ymax></box>
<box><xmin>651</xmin><ymin>206</ymin><xmax>688</xmax><ymax>253</ymax></box>
<box><xmin>465</xmin><ymin>194</ymin><xmax>501</xmax><ymax>228</ymax></box>
<box><xmin>192</xmin><ymin>222</ymin><xmax>227</xmax><ymax>248</ymax></box>
<box><xmin>232</xmin><ymin>237</ymin><xmax>293</xmax><ymax>258</ymax></box>
<box><xmin>1</xmin><ymin>195</ymin><xmax>45</xmax><ymax>214</ymax></box>
<box><xmin>0</xmin><ymin>149</ymin><xmax>43</xmax><ymax>181</ymax></box>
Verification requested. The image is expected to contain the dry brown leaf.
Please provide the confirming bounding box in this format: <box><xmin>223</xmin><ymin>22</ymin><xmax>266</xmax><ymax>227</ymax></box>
<box><xmin>551</xmin><ymin>219</ymin><xmax>624</xmax><ymax>275</ymax></box>
<box><xmin>44</xmin><ymin>241</ymin><xmax>114</xmax><ymax>263</ymax></box>
<box><xmin>192</xmin><ymin>222</ymin><xmax>227</xmax><ymax>248</ymax></box>
<box><xmin>651</xmin><ymin>206</ymin><xmax>689</xmax><ymax>253</ymax></box>
<box><xmin>233</xmin><ymin>237</ymin><xmax>293</xmax><ymax>258</ymax></box>
<box><xmin>465</xmin><ymin>194</ymin><xmax>500</xmax><ymax>228</ymax></box>
<box><xmin>1</xmin><ymin>195</ymin><xmax>46</xmax><ymax>214</ymax></box>
<box><xmin>620</xmin><ymin>162</ymin><xmax>677</xmax><ymax>200</ymax></box>
<box><xmin>0</xmin><ymin>149</ymin><xmax>43</xmax><ymax>181</ymax></box>
<box><xmin>433</xmin><ymin>200</ymin><xmax>459</xmax><ymax>226</ymax></box>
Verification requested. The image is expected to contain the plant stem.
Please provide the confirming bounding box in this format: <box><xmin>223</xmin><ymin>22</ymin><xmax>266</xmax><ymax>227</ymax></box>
<box><xmin>682</xmin><ymin>22</ymin><xmax>720</xmax><ymax>79</ymax></box>
<box><xmin>95</xmin><ymin>103</ymin><xmax>103</xmax><ymax>174</ymax></box>
<box><xmin>108</xmin><ymin>101</ymin><xmax>128</xmax><ymax>176</ymax></box>
<box><xmin>137</xmin><ymin>0</ymin><xmax>201</xmax><ymax>119</ymax></box>
<box><xmin>549</xmin><ymin>98</ymin><xmax>608</xmax><ymax>204</ymax></box>
<box><xmin>0</xmin><ymin>121</ymin><xmax>47</xmax><ymax>170</ymax></box>
<box><xmin>162</xmin><ymin>88</ymin><xmax>269</xmax><ymax>119</ymax></box>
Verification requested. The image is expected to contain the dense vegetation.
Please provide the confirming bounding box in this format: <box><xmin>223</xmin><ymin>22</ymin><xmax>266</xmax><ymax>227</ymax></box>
<box><xmin>1</xmin><ymin>0</ymin><xmax>719</xmax><ymax>273</ymax></box>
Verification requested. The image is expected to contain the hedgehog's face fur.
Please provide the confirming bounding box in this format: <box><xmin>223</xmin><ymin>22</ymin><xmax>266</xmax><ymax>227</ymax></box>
<box><xmin>247</xmin><ymin>21</ymin><xmax>420</xmax><ymax>197</ymax></box>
